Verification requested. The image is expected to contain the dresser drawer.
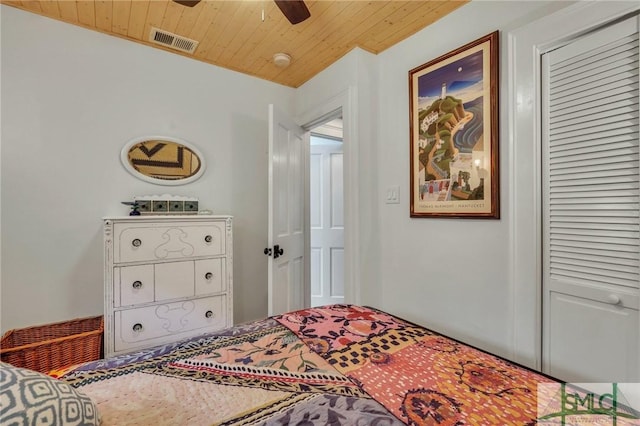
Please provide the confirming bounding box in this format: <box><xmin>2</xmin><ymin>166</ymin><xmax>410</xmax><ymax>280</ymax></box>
<box><xmin>155</xmin><ymin>261</ymin><xmax>194</xmax><ymax>301</ymax></box>
<box><xmin>195</xmin><ymin>258</ymin><xmax>224</xmax><ymax>295</ymax></box>
<box><xmin>113</xmin><ymin>221</ymin><xmax>226</xmax><ymax>263</ymax></box>
<box><xmin>116</xmin><ymin>265</ymin><xmax>154</xmax><ymax>307</ymax></box>
<box><xmin>113</xmin><ymin>295</ymin><xmax>226</xmax><ymax>353</ymax></box>
<box><xmin>117</xmin><ymin>260</ymin><xmax>220</xmax><ymax>307</ymax></box>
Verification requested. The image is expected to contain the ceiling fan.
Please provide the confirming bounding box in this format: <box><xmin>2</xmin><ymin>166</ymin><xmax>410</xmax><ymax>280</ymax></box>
<box><xmin>173</xmin><ymin>0</ymin><xmax>311</xmax><ymax>25</ymax></box>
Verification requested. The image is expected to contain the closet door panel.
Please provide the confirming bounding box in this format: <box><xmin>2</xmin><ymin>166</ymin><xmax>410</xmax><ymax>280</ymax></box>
<box><xmin>542</xmin><ymin>14</ymin><xmax>640</xmax><ymax>382</ymax></box>
<box><xmin>547</xmin><ymin>289</ymin><xmax>639</xmax><ymax>382</ymax></box>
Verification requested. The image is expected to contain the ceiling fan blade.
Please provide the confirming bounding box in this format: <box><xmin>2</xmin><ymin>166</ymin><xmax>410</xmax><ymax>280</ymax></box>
<box><xmin>274</xmin><ymin>0</ymin><xmax>310</xmax><ymax>25</ymax></box>
<box><xmin>173</xmin><ymin>0</ymin><xmax>201</xmax><ymax>7</ymax></box>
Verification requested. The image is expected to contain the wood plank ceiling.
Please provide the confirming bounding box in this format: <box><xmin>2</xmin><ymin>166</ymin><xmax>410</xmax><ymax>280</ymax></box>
<box><xmin>3</xmin><ymin>0</ymin><xmax>467</xmax><ymax>88</ymax></box>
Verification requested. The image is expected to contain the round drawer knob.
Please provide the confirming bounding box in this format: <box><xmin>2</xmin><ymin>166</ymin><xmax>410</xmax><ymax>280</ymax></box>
<box><xmin>205</xmin><ymin>272</ymin><xmax>213</xmax><ymax>280</ymax></box>
<box><xmin>204</xmin><ymin>235</ymin><xmax>213</xmax><ymax>243</ymax></box>
<box><xmin>205</xmin><ymin>310</ymin><xmax>214</xmax><ymax>319</ymax></box>
<box><xmin>132</xmin><ymin>238</ymin><xmax>142</xmax><ymax>247</ymax></box>
<box><xmin>133</xmin><ymin>323</ymin><xmax>143</xmax><ymax>332</ymax></box>
<box><xmin>132</xmin><ymin>280</ymin><xmax>142</xmax><ymax>290</ymax></box>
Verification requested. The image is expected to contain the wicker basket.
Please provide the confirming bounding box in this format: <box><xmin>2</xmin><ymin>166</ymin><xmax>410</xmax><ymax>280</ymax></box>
<box><xmin>0</xmin><ymin>316</ymin><xmax>103</xmax><ymax>374</ymax></box>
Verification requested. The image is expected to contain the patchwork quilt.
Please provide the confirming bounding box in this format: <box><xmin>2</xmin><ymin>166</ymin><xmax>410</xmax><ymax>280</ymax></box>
<box><xmin>61</xmin><ymin>305</ymin><xmax>559</xmax><ymax>425</ymax></box>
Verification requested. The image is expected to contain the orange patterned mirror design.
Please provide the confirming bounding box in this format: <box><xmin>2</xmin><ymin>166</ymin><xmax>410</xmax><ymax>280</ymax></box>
<box><xmin>122</xmin><ymin>137</ymin><xmax>205</xmax><ymax>185</ymax></box>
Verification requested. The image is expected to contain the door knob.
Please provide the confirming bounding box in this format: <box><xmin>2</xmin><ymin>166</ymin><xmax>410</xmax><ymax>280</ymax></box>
<box><xmin>264</xmin><ymin>245</ymin><xmax>284</xmax><ymax>258</ymax></box>
<box><xmin>606</xmin><ymin>294</ymin><xmax>621</xmax><ymax>305</ymax></box>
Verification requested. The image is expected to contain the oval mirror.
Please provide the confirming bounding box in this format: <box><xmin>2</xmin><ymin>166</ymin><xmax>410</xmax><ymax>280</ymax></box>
<box><xmin>121</xmin><ymin>136</ymin><xmax>205</xmax><ymax>185</ymax></box>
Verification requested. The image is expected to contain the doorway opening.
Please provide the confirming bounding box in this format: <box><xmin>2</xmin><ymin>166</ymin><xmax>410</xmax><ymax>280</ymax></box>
<box><xmin>268</xmin><ymin>89</ymin><xmax>357</xmax><ymax>316</ymax></box>
<box><xmin>308</xmin><ymin>118</ymin><xmax>344</xmax><ymax>307</ymax></box>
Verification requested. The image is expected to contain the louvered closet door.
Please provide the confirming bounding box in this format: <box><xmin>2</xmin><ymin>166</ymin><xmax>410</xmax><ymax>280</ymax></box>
<box><xmin>542</xmin><ymin>14</ymin><xmax>640</xmax><ymax>383</ymax></box>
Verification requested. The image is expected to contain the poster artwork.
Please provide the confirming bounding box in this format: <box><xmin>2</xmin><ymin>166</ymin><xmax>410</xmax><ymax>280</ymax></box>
<box><xmin>409</xmin><ymin>32</ymin><xmax>499</xmax><ymax>218</ymax></box>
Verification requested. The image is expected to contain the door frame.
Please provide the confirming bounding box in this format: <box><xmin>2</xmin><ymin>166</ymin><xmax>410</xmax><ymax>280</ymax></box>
<box><xmin>297</xmin><ymin>86</ymin><xmax>360</xmax><ymax>308</ymax></box>
<box><xmin>509</xmin><ymin>1</ymin><xmax>639</xmax><ymax>369</ymax></box>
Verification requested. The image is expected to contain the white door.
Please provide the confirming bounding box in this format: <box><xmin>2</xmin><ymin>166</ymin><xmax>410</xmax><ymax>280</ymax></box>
<box><xmin>310</xmin><ymin>138</ymin><xmax>345</xmax><ymax>307</ymax></box>
<box><xmin>541</xmin><ymin>15</ymin><xmax>640</xmax><ymax>382</ymax></box>
<box><xmin>267</xmin><ymin>104</ymin><xmax>307</xmax><ymax>316</ymax></box>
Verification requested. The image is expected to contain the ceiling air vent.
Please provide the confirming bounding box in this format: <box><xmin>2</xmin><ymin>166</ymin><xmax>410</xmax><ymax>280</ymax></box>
<box><xmin>149</xmin><ymin>27</ymin><xmax>198</xmax><ymax>54</ymax></box>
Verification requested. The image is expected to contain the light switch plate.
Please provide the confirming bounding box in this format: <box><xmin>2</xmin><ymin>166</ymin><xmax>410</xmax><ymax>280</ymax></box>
<box><xmin>385</xmin><ymin>185</ymin><xmax>400</xmax><ymax>204</ymax></box>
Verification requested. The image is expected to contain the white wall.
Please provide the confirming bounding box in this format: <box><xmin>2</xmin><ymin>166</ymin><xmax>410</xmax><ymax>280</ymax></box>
<box><xmin>0</xmin><ymin>6</ymin><xmax>295</xmax><ymax>333</ymax></box>
<box><xmin>295</xmin><ymin>1</ymin><xmax>575</xmax><ymax>363</ymax></box>
<box><xmin>374</xmin><ymin>1</ymin><xmax>576</xmax><ymax>361</ymax></box>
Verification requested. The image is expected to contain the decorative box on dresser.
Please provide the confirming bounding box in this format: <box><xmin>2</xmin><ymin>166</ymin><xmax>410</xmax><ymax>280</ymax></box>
<box><xmin>103</xmin><ymin>215</ymin><xmax>233</xmax><ymax>357</ymax></box>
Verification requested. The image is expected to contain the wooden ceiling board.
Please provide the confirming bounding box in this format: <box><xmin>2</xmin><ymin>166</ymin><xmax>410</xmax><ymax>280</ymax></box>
<box><xmin>38</xmin><ymin>0</ymin><xmax>59</xmax><ymax>18</ymax></box>
<box><xmin>251</xmin><ymin>1</ymin><xmax>353</xmax><ymax>83</ymax></box>
<box><xmin>187</xmin><ymin>0</ymin><xmax>223</xmax><ymax>41</ymax></box>
<box><xmin>365</xmin><ymin>1</ymin><xmax>461</xmax><ymax>51</ymax></box>
<box><xmin>205</xmin><ymin>1</ymin><xmax>257</xmax><ymax>63</ymax></box>
<box><xmin>240</xmin><ymin>1</ymin><xmax>334</xmax><ymax>64</ymax></box>
<box><xmin>94</xmin><ymin>1</ymin><xmax>113</xmax><ymax>32</ymax></box>
<box><xmin>262</xmin><ymin>1</ymin><xmax>354</xmax><ymax>62</ymax></box>
<box><xmin>127</xmin><ymin>0</ymin><xmax>150</xmax><ymax>39</ymax></box>
<box><xmin>112</xmin><ymin>0</ymin><xmax>132</xmax><ymax>36</ymax></box>
<box><xmin>173</xmin><ymin>1</ymin><xmax>201</xmax><ymax>35</ymax></box>
<box><xmin>360</xmin><ymin>1</ymin><xmax>437</xmax><ymax>50</ymax></box>
<box><xmin>231</xmin><ymin>4</ymin><xmax>307</xmax><ymax>78</ymax></box>
<box><xmin>160</xmin><ymin>0</ymin><xmax>186</xmax><ymax>33</ymax></box>
<box><xmin>4</xmin><ymin>0</ymin><xmax>468</xmax><ymax>88</ymax></box>
<box><xmin>300</xmin><ymin>1</ymin><xmax>417</xmax><ymax>59</ymax></box>
<box><xmin>57</xmin><ymin>0</ymin><xmax>79</xmax><ymax>22</ymax></box>
<box><xmin>195</xmin><ymin>1</ymin><xmax>242</xmax><ymax>60</ymax></box>
<box><xmin>144</xmin><ymin>0</ymin><xmax>169</xmax><ymax>39</ymax></box>
<box><xmin>343</xmin><ymin>1</ymin><xmax>420</xmax><ymax>50</ymax></box>
<box><xmin>77</xmin><ymin>1</ymin><xmax>97</xmax><ymax>27</ymax></box>
<box><xmin>263</xmin><ymin>2</ymin><xmax>409</xmax><ymax>84</ymax></box>
<box><xmin>333</xmin><ymin>1</ymin><xmax>402</xmax><ymax>53</ymax></box>
<box><xmin>214</xmin><ymin>5</ymin><xmax>267</xmax><ymax>66</ymax></box>
<box><xmin>225</xmin><ymin>3</ymin><xmax>283</xmax><ymax>69</ymax></box>
<box><xmin>19</xmin><ymin>0</ymin><xmax>41</xmax><ymax>13</ymax></box>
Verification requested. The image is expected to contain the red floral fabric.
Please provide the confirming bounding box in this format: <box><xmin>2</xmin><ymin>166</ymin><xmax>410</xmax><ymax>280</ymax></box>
<box><xmin>276</xmin><ymin>304</ymin><xmax>556</xmax><ymax>425</ymax></box>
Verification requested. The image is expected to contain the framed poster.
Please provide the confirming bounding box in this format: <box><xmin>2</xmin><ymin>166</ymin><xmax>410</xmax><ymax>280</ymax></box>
<box><xmin>409</xmin><ymin>31</ymin><xmax>499</xmax><ymax>218</ymax></box>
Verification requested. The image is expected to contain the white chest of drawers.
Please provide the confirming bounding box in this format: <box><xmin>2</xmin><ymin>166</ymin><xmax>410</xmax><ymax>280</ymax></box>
<box><xmin>103</xmin><ymin>215</ymin><xmax>233</xmax><ymax>357</ymax></box>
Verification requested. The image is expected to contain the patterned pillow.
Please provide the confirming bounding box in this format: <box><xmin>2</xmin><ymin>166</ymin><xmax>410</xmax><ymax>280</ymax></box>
<box><xmin>0</xmin><ymin>362</ymin><xmax>101</xmax><ymax>425</ymax></box>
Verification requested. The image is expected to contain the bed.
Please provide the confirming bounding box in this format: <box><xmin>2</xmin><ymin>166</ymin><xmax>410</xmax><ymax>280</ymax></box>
<box><xmin>2</xmin><ymin>305</ymin><xmax>560</xmax><ymax>425</ymax></box>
